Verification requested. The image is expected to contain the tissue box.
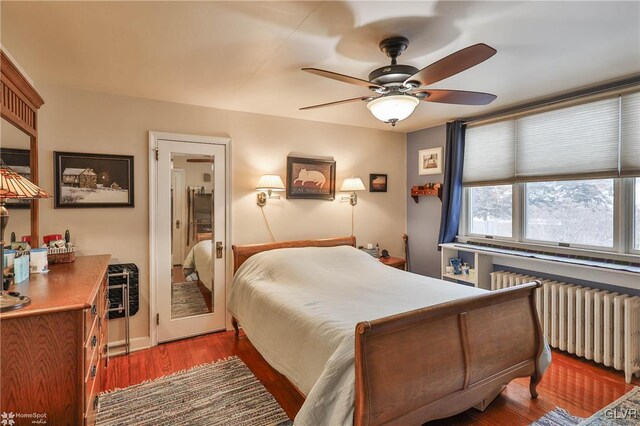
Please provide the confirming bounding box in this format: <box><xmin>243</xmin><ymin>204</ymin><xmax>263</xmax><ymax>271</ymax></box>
<box><xmin>14</xmin><ymin>254</ymin><xmax>30</xmax><ymax>283</ymax></box>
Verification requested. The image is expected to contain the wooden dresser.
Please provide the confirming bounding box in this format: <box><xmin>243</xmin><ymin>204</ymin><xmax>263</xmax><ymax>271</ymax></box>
<box><xmin>0</xmin><ymin>255</ymin><xmax>111</xmax><ymax>425</ymax></box>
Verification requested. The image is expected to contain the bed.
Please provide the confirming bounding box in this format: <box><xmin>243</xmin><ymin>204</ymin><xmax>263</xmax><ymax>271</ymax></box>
<box><xmin>182</xmin><ymin>239</ymin><xmax>213</xmax><ymax>290</ymax></box>
<box><xmin>229</xmin><ymin>237</ymin><xmax>549</xmax><ymax>426</ymax></box>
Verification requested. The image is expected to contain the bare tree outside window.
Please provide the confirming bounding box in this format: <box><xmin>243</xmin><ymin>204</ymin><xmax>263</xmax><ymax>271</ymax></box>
<box><xmin>525</xmin><ymin>179</ymin><xmax>614</xmax><ymax>247</ymax></box>
<box><xmin>469</xmin><ymin>185</ymin><xmax>512</xmax><ymax>238</ymax></box>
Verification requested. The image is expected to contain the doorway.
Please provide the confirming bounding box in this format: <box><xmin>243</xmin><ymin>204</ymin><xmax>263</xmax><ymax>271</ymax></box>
<box><xmin>150</xmin><ymin>133</ymin><xmax>230</xmax><ymax>344</ymax></box>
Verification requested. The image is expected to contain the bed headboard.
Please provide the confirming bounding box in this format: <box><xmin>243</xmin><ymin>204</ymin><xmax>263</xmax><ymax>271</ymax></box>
<box><xmin>231</xmin><ymin>236</ymin><xmax>356</xmax><ymax>274</ymax></box>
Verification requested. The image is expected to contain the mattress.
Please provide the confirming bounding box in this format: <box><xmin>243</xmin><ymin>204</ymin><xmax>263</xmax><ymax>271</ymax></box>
<box><xmin>228</xmin><ymin>245</ymin><xmax>550</xmax><ymax>425</ymax></box>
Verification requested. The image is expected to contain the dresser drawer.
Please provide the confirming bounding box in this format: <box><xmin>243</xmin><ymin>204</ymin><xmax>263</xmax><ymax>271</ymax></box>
<box><xmin>84</xmin><ymin>379</ymin><xmax>100</xmax><ymax>426</ymax></box>
<box><xmin>84</xmin><ymin>299</ymin><xmax>99</xmax><ymax>340</ymax></box>
<box><xmin>84</xmin><ymin>352</ymin><xmax>101</xmax><ymax>412</ymax></box>
<box><xmin>84</xmin><ymin>320</ymin><xmax>99</xmax><ymax>379</ymax></box>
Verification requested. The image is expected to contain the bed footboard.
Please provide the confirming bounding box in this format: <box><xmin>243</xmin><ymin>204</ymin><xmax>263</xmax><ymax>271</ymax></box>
<box><xmin>354</xmin><ymin>281</ymin><xmax>544</xmax><ymax>426</ymax></box>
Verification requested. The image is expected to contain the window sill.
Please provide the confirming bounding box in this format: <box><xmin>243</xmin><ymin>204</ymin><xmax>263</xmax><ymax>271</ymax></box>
<box><xmin>457</xmin><ymin>236</ymin><xmax>640</xmax><ymax>264</ymax></box>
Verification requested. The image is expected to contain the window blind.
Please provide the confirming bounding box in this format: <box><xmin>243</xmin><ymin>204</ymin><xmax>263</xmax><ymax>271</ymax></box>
<box><xmin>516</xmin><ymin>97</ymin><xmax>620</xmax><ymax>181</ymax></box>
<box><xmin>621</xmin><ymin>92</ymin><xmax>640</xmax><ymax>176</ymax></box>
<box><xmin>463</xmin><ymin>90</ymin><xmax>640</xmax><ymax>185</ymax></box>
<box><xmin>463</xmin><ymin>120</ymin><xmax>515</xmax><ymax>185</ymax></box>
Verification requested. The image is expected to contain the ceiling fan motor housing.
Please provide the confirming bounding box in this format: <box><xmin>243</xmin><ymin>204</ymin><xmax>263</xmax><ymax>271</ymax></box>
<box><xmin>369</xmin><ymin>64</ymin><xmax>419</xmax><ymax>87</ymax></box>
<box><xmin>370</xmin><ymin>36</ymin><xmax>419</xmax><ymax>88</ymax></box>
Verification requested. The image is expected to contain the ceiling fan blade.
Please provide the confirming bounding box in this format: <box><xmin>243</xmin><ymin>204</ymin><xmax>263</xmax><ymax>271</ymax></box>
<box><xmin>302</xmin><ymin>68</ymin><xmax>383</xmax><ymax>90</ymax></box>
<box><xmin>405</xmin><ymin>43</ymin><xmax>497</xmax><ymax>87</ymax></box>
<box><xmin>300</xmin><ymin>96</ymin><xmax>373</xmax><ymax>110</ymax></box>
<box><xmin>415</xmin><ymin>89</ymin><xmax>497</xmax><ymax>105</ymax></box>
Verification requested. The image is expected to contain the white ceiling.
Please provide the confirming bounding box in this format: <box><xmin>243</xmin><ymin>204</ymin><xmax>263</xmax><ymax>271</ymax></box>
<box><xmin>1</xmin><ymin>1</ymin><xmax>638</xmax><ymax>132</ymax></box>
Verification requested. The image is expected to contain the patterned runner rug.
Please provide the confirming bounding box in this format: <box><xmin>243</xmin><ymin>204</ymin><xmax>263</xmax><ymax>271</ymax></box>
<box><xmin>172</xmin><ymin>280</ymin><xmax>209</xmax><ymax>319</ymax></box>
<box><xmin>578</xmin><ymin>386</ymin><xmax>639</xmax><ymax>425</ymax></box>
<box><xmin>96</xmin><ymin>356</ymin><xmax>291</xmax><ymax>426</ymax></box>
<box><xmin>530</xmin><ymin>408</ymin><xmax>584</xmax><ymax>426</ymax></box>
<box><xmin>531</xmin><ymin>387</ymin><xmax>640</xmax><ymax>426</ymax></box>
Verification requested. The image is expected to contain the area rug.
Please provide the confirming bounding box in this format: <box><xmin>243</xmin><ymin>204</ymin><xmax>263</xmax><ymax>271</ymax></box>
<box><xmin>578</xmin><ymin>386</ymin><xmax>640</xmax><ymax>425</ymax></box>
<box><xmin>530</xmin><ymin>407</ymin><xmax>584</xmax><ymax>425</ymax></box>
<box><xmin>172</xmin><ymin>280</ymin><xmax>209</xmax><ymax>319</ymax></box>
<box><xmin>96</xmin><ymin>356</ymin><xmax>291</xmax><ymax>426</ymax></box>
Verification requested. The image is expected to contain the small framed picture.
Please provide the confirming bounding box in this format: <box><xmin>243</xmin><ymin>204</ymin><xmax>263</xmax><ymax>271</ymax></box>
<box><xmin>54</xmin><ymin>151</ymin><xmax>134</xmax><ymax>208</ymax></box>
<box><xmin>286</xmin><ymin>155</ymin><xmax>336</xmax><ymax>200</ymax></box>
<box><xmin>369</xmin><ymin>173</ymin><xmax>387</xmax><ymax>192</ymax></box>
<box><xmin>418</xmin><ymin>147</ymin><xmax>443</xmax><ymax>175</ymax></box>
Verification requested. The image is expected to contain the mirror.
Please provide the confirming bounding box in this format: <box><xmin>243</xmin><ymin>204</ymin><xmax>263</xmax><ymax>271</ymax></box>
<box><xmin>170</xmin><ymin>154</ymin><xmax>214</xmax><ymax>319</ymax></box>
<box><xmin>1</xmin><ymin>118</ymin><xmax>35</xmax><ymax>246</ymax></box>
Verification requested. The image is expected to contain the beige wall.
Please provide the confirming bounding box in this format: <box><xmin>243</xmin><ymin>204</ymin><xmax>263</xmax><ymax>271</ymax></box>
<box><xmin>36</xmin><ymin>84</ymin><xmax>407</xmax><ymax>346</ymax></box>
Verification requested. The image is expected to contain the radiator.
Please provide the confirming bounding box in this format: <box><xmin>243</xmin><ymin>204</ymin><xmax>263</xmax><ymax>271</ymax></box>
<box><xmin>490</xmin><ymin>271</ymin><xmax>640</xmax><ymax>383</ymax></box>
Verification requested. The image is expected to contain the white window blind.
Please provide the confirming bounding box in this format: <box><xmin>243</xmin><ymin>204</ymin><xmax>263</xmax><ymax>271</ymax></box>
<box><xmin>621</xmin><ymin>92</ymin><xmax>640</xmax><ymax>176</ymax></box>
<box><xmin>463</xmin><ymin>120</ymin><xmax>515</xmax><ymax>185</ymax></box>
<box><xmin>516</xmin><ymin>97</ymin><xmax>620</xmax><ymax>180</ymax></box>
<box><xmin>463</xmin><ymin>90</ymin><xmax>640</xmax><ymax>185</ymax></box>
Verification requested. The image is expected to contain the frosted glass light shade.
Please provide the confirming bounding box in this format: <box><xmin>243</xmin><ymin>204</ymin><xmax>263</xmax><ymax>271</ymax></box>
<box><xmin>367</xmin><ymin>95</ymin><xmax>420</xmax><ymax>123</ymax></box>
<box><xmin>256</xmin><ymin>174</ymin><xmax>285</xmax><ymax>191</ymax></box>
<box><xmin>340</xmin><ymin>177</ymin><xmax>366</xmax><ymax>192</ymax></box>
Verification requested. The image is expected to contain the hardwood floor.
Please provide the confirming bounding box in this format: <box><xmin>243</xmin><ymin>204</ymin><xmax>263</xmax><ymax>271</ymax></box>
<box><xmin>104</xmin><ymin>330</ymin><xmax>638</xmax><ymax>425</ymax></box>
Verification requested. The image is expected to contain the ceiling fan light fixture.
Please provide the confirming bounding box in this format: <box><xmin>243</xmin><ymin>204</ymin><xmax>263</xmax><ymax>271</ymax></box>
<box><xmin>366</xmin><ymin>95</ymin><xmax>420</xmax><ymax>124</ymax></box>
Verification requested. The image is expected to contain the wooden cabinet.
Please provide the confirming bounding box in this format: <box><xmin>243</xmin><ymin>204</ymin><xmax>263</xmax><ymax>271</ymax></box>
<box><xmin>0</xmin><ymin>255</ymin><xmax>110</xmax><ymax>425</ymax></box>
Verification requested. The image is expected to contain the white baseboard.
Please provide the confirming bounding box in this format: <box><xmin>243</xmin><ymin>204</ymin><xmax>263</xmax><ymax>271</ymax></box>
<box><xmin>107</xmin><ymin>336</ymin><xmax>151</xmax><ymax>357</ymax></box>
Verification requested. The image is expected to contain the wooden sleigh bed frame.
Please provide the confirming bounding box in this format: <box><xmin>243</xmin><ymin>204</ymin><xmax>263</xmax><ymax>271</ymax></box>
<box><xmin>231</xmin><ymin>237</ymin><xmax>544</xmax><ymax>426</ymax></box>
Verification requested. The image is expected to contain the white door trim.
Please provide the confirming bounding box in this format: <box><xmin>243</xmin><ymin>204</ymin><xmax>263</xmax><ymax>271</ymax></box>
<box><xmin>149</xmin><ymin>131</ymin><xmax>232</xmax><ymax>347</ymax></box>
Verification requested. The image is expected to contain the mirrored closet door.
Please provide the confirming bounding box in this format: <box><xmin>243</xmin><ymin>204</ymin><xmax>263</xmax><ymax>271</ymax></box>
<box><xmin>155</xmin><ymin>139</ymin><xmax>226</xmax><ymax>342</ymax></box>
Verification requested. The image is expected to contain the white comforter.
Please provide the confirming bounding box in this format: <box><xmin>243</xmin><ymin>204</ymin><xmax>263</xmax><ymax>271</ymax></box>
<box><xmin>228</xmin><ymin>245</ymin><xmax>551</xmax><ymax>426</ymax></box>
<box><xmin>182</xmin><ymin>240</ymin><xmax>213</xmax><ymax>290</ymax></box>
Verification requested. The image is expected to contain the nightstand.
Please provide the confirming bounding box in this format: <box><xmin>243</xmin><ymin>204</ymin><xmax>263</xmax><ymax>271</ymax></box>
<box><xmin>379</xmin><ymin>256</ymin><xmax>406</xmax><ymax>270</ymax></box>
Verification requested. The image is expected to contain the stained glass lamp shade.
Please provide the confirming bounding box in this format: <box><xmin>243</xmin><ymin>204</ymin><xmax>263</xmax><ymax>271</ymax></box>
<box><xmin>1</xmin><ymin>161</ymin><xmax>50</xmax><ymax>312</ymax></box>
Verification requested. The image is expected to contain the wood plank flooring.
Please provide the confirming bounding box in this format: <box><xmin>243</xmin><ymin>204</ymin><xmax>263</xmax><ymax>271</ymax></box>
<box><xmin>104</xmin><ymin>330</ymin><xmax>638</xmax><ymax>425</ymax></box>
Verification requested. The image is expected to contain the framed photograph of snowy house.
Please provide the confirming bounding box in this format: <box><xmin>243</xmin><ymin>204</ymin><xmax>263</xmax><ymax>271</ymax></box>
<box><xmin>54</xmin><ymin>151</ymin><xmax>134</xmax><ymax>208</ymax></box>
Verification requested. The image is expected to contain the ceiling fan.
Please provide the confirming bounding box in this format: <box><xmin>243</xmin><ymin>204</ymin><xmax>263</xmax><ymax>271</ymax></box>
<box><xmin>300</xmin><ymin>37</ymin><xmax>497</xmax><ymax>126</ymax></box>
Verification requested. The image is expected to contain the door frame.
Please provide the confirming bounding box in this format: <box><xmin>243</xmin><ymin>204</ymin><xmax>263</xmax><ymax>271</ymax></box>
<box><xmin>149</xmin><ymin>131</ymin><xmax>232</xmax><ymax>347</ymax></box>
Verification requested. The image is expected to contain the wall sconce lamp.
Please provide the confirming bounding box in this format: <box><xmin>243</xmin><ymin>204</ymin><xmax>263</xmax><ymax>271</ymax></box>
<box><xmin>256</xmin><ymin>174</ymin><xmax>285</xmax><ymax>206</ymax></box>
<box><xmin>340</xmin><ymin>177</ymin><xmax>366</xmax><ymax>206</ymax></box>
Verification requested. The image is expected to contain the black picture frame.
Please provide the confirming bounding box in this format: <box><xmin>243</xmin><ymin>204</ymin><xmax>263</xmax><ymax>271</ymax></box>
<box><xmin>286</xmin><ymin>156</ymin><xmax>336</xmax><ymax>200</ymax></box>
<box><xmin>54</xmin><ymin>151</ymin><xmax>134</xmax><ymax>208</ymax></box>
<box><xmin>0</xmin><ymin>148</ymin><xmax>31</xmax><ymax>209</ymax></box>
<box><xmin>369</xmin><ymin>173</ymin><xmax>388</xmax><ymax>192</ymax></box>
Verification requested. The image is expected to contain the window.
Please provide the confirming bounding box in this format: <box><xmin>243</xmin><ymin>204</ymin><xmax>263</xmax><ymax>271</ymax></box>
<box><xmin>461</xmin><ymin>90</ymin><xmax>639</xmax><ymax>255</ymax></box>
<box><xmin>469</xmin><ymin>185</ymin><xmax>512</xmax><ymax>238</ymax></box>
<box><xmin>525</xmin><ymin>179</ymin><xmax>614</xmax><ymax>248</ymax></box>
<box><xmin>635</xmin><ymin>178</ymin><xmax>640</xmax><ymax>251</ymax></box>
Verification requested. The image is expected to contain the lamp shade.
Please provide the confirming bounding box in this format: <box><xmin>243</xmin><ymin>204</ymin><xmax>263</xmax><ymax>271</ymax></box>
<box><xmin>340</xmin><ymin>177</ymin><xmax>366</xmax><ymax>192</ymax></box>
<box><xmin>367</xmin><ymin>95</ymin><xmax>420</xmax><ymax>123</ymax></box>
<box><xmin>256</xmin><ymin>174</ymin><xmax>285</xmax><ymax>191</ymax></box>
<box><xmin>0</xmin><ymin>163</ymin><xmax>50</xmax><ymax>199</ymax></box>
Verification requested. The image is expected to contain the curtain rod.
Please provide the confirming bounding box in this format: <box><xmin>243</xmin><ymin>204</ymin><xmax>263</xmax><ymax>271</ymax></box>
<box><xmin>461</xmin><ymin>74</ymin><xmax>640</xmax><ymax>125</ymax></box>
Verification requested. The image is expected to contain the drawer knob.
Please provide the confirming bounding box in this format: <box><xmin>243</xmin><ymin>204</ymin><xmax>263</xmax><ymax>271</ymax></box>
<box><xmin>91</xmin><ymin>304</ymin><xmax>97</xmax><ymax>316</ymax></box>
<box><xmin>90</xmin><ymin>365</ymin><xmax>97</xmax><ymax>378</ymax></box>
<box><xmin>91</xmin><ymin>335</ymin><xmax>98</xmax><ymax>348</ymax></box>
<box><xmin>93</xmin><ymin>395</ymin><xmax>100</xmax><ymax>410</ymax></box>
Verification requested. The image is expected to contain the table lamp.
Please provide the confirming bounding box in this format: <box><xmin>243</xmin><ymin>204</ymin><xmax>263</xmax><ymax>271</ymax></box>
<box><xmin>0</xmin><ymin>160</ymin><xmax>50</xmax><ymax>312</ymax></box>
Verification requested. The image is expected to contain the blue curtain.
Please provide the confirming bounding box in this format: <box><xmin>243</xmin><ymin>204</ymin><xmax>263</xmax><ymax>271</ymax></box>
<box><xmin>438</xmin><ymin>120</ymin><xmax>466</xmax><ymax>247</ymax></box>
